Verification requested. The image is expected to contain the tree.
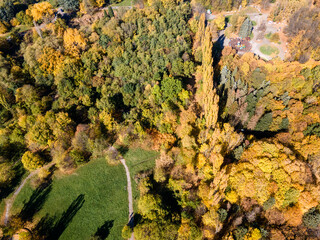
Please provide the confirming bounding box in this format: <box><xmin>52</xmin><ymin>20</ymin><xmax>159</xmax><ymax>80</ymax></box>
<box><xmin>21</xmin><ymin>151</ymin><xmax>45</xmax><ymax>171</ymax></box>
<box><xmin>214</xmin><ymin>15</ymin><xmax>225</xmax><ymax>30</ymax></box>
<box><xmin>63</xmin><ymin>28</ymin><xmax>87</xmax><ymax>58</ymax></box>
<box><xmin>58</xmin><ymin>0</ymin><xmax>80</xmax><ymax>11</ymax></box>
<box><xmin>0</xmin><ymin>162</ymin><xmax>15</xmax><ymax>187</ymax></box>
<box><xmin>198</xmin><ymin>27</ymin><xmax>219</xmax><ymax>130</ymax></box>
<box><xmin>108</xmin><ymin>6</ymin><xmax>114</xmax><ymax>18</ymax></box>
<box><xmin>26</xmin><ymin>2</ymin><xmax>55</xmax><ymax>22</ymax></box>
<box><xmin>0</xmin><ymin>0</ymin><xmax>15</xmax><ymax>22</ymax></box>
<box><xmin>239</xmin><ymin>18</ymin><xmax>253</xmax><ymax>38</ymax></box>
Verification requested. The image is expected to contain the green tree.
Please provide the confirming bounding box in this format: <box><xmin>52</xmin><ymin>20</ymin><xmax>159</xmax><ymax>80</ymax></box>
<box><xmin>0</xmin><ymin>0</ymin><xmax>15</xmax><ymax>22</ymax></box>
<box><xmin>58</xmin><ymin>0</ymin><xmax>79</xmax><ymax>11</ymax></box>
<box><xmin>108</xmin><ymin>6</ymin><xmax>114</xmax><ymax>18</ymax></box>
<box><xmin>239</xmin><ymin>18</ymin><xmax>253</xmax><ymax>38</ymax></box>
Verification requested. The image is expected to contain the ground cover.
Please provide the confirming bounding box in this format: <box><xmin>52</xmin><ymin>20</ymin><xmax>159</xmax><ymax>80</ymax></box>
<box><xmin>260</xmin><ymin>44</ymin><xmax>279</xmax><ymax>56</ymax></box>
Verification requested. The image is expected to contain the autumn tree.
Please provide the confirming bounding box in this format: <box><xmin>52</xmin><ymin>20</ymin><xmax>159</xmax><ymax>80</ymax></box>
<box><xmin>0</xmin><ymin>162</ymin><xmax>15</xmax><ymax>187</ymax></box>
<box><xmin>26</xmin><ymin>2</ymin><xmax>55</xmax><ymax>22</ymax></box>
<box><xmin>63</xmin><ymin>28</ymin><xmax>87</xmax><ymax>58</ymax></box>
<box><xmin>214</xmin><ymin>15</ymin><xmax>225</xmax><ymax>31</ymax></box>
<box><xmin>21</xmin><ymin>151</ymin><xmax>45</xmax><ymax>171</ymax></box>
<box><xmin>197</xmin><ymin>27</ymin><xmax>219</xmax><ymax>131</ymax></box>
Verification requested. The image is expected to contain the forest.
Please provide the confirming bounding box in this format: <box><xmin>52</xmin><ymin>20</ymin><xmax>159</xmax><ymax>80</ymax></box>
<box><xmin>0</xmin><ymin>0</ymin><xmax>320</xmax><ymax>239</ymax></box>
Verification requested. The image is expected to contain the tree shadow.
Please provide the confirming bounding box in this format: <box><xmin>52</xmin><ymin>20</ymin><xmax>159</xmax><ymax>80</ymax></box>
<box><xmin>92</xmin><ymin>220</ymin><xmax>114</xmax><ymax>239</ymax></box>
<box><xmin>34</xmin><ymin>194</ymin><xmax>85</xmax><ymax>240</ymax></box>
<box><xmin>116</xmin><ymin>145</ymin><xmax>129</xmax><ymax>156</ymax></box>
<box><xmin>19</xmin><ymin>184</ymin><xmax>52</xmax><ymax>222</ymax></box>
<box><xmin>0</xmin><ymin>162</ymin><xmax>25</xmax><ymax>201</ymax></box>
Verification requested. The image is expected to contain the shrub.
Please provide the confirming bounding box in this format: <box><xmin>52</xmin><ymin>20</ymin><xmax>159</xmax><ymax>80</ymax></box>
<box><xmin>70</xmin><ymin>149</ymin><xmax>88</xmax><ymax>165</ymax></box>
<box><xmin>270</xmin><ymin>33</ymin><xmax>280</xmax><ymax>43</ymax></box>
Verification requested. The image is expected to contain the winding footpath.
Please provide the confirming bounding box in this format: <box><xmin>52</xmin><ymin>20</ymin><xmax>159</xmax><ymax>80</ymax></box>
<box><xmin>2</xmin><ymin>171</ymin><xmax>37</xmax><ymax>225</ymax></box>
<box><xmin>109</xmin><ymin>146</ymin><xmax>134</xmax><ymax>240</ymax></box>
<box><xmin>2</xmin><ymin>162</ymin><xmax>55</xmax><ymax>225</ymax></box>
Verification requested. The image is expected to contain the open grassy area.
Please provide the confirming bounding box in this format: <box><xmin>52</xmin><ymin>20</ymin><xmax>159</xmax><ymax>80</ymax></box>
<box><xmin>260</xmin><ymin>44</ymin><xmax>279</xmax><ymax>56</ymax></box>
<box><xmin>9</xmin><ymin>148</ymin><xmax>158</xmax><ymax>239</ymax></box>
<box><xmin>12</xmin><ymin>158</ymin><xmax>127</xmax><ymax>240</ymax></box>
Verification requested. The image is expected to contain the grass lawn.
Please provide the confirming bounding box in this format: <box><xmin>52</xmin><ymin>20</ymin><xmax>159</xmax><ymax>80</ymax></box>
<box><xmin>260</xmin><ymin>44</ymin><xmax>279</xmax><ymax>56</ymax></box>
<box><xmin>112</xmin><ymin>0</ymin><xmax>132</xmax><ymax>7</ymax></box>
<box><xmin>10</xmin><ymin>148</ymin><xmax>158</xmax><ymax>240</ymax></box>
<box><xmin>12</xmin><ymin>158</ymin><xmax>127</xmax><ymax>240</ymax></box>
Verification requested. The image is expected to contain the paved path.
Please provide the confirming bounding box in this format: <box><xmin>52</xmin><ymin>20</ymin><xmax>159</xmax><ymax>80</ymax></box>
<box><xmin>109</xmin><ymin>146</ymin><xmax>134</xmax><ymax>240</ymax></box>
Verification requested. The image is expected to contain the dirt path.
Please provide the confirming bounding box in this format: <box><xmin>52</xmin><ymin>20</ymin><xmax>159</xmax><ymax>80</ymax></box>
<box><xmin>2</xmin><ymin>171</ymin><xmax>37</xmax><ymax>225</ymax></box>
<box><xmin>109</xmin><ymin>146</ymin><xmax>134</xmax><ymax>240</ymax></box>
<box><xmin>2</xmin><ymin>162</ymin><xmax>55</xmax><ymax>225</ymax></box>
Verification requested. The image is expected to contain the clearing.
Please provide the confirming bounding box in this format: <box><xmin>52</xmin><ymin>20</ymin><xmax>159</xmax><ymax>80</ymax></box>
<box><xmin>7</xmin><ymin>148</ymin><xmax>158</xmax><ymax>239</ymax></box>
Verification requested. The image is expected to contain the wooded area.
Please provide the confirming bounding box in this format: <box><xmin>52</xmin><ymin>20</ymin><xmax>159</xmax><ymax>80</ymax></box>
<box><xmin>0</xmin><ymin>0</ymin><xmax>320</xmax><ymax>239</ymax></box>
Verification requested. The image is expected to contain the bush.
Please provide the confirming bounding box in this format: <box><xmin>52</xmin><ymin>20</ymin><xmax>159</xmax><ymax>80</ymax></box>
<box><xmin>70</xmin><ymin>149</ymin><xmax>88</xmax><ymax>165</ymax></box>
<box><xmin>303</xmin><ymin>208</ymin><xmax>320</xmax><ymax>228</ymax></box>
<box><xmin>270</xmin><ymin>33</ymin><xmax>280</xmax><ymax>43</ymax></box>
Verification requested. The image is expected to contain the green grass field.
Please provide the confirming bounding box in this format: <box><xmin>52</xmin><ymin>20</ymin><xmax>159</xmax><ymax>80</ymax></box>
<box><xmin>260</xmin><ymin>44</ymin><xmax>280</xmax><ymax>56</ymax></box>
<box><xmin>9</xmin><ymin>148</ymin><xmax>158</xmax><ymax>240</ymax></box>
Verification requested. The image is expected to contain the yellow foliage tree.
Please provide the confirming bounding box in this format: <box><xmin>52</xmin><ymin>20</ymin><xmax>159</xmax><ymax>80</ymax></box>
<box><xmin>26</xmin><ymin>2</ymin><xmax>55</xmax><ymax>22</ymax></box>
<box><xmin>38</xmin><ymin>47</ymin><xmax>65</xmax><ymax>76</ymax></box>
<box><xmin>63</xmin><ymin>28</ymin><xmax>87</xmax><ymax>58</ymax></box>
<box><xmin>214</xmin><ymin>15</ymin><xmax>226</xmax><ymax>30</ymax></box>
